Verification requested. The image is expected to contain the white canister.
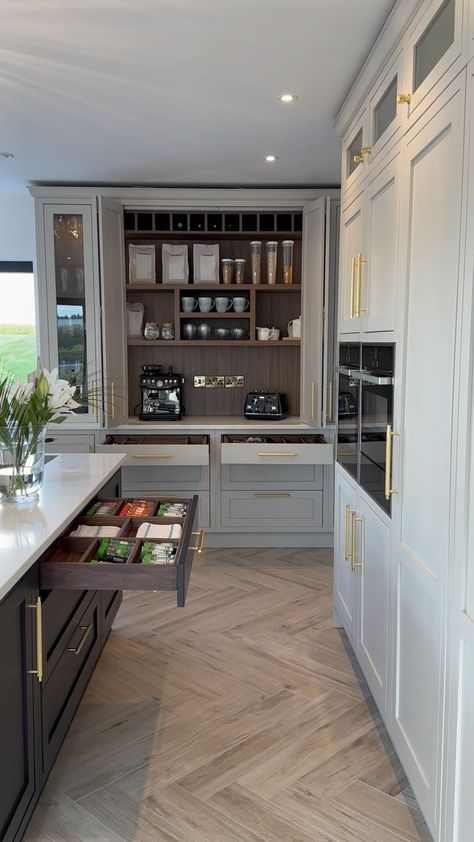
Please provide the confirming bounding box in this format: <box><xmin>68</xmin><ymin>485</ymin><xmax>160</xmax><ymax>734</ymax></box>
<box><xmin>127</xmin><ymin>302</ymin><xmax>145</xmax><ymax>337</ymax></box>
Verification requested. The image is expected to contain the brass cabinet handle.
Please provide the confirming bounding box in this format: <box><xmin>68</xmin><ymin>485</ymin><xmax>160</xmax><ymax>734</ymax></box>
<box><xmin>67</xmin><ymin>624</ymin><xmax>92</xmax><ymax>655</ymax></box>
<box><xmin>257</xmin><ymin>452</ymin><xmax>297</xmax><ymax>457</ymax></box>
<box><xmin>353</xmin><ymin>146</ymin><xmax>372</xmax><ymax>164</ymax></box>
<box><xmin>327</xmin><ymin>382</ymin><xmax>334</xmax><ymax>423</ymax></box>
<box><xmin>351</xmin><ymin>512</ymin><xmax>363</xmax><ymax>571</ymax></box>
<box><xmin>111</xmin><ymin>381</ymin><xmax>115</xmax><ymax>422</ymax></box>
<box><xmin>27</xmin><ymin>597</ymin><xmax>43</xmax><ymax>683</ymax></box>
<box><xmin>355</xmin><ymin>254</ymin><xmax>367</xmax><ymax>316</ymax></box>
<box><xmin>255</xmin><ymin>493</ymin><xmax>290</xmax><ymax>498</ymax></box>
<box><xmin>345</xmin><ymin>506</ymin><xmax>355</xmax><ymax>561</ymax></box>
<box><xmin>350</xmin><ymin>257</ymin><xmax>356</xmax><ymax>317</ymax></box>
<box><xmin>385</xmin><ymin>424</ymin><xmax>400</xmax><ymax>500</ymax></box>
<box><xmin>132</xmin><ymin>454</ymin><xmax>172</xmax><ymax>459</ymax></box>
<box><xmin>397</xmin><ymin>93</ymin><xmax>412</xmax><ymax>105</ymax></box>
<box><xmin>190</xmin><ymin>529</ymin><xmax>205</xmax><ymax>553</ymax></box>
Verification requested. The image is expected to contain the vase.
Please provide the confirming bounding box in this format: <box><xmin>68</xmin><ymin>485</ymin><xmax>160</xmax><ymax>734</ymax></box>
<box><xmin>0</xmin><ymin>428</ymin><xmax>46</xmax><ymax>504</ymax></box>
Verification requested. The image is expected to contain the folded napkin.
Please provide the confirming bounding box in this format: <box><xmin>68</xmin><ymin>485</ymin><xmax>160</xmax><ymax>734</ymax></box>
<box><xmin>136</xmin><ymin>523</ymin><xmax>182</xmax><ymax>539</ymax></box>
<box><xmin>70</xmin><ymin>525</ymin><xmax>120</xmax><ymax>538</ymax></box>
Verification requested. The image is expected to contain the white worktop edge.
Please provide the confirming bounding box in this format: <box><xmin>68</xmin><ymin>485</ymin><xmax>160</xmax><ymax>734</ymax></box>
<box><xmin>0</xmin><ymin>453</ymin><xmax>125</xmax><ymax>601</ymax></box>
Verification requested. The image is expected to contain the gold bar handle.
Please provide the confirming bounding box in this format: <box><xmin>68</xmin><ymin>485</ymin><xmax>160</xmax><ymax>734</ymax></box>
<box><xmin>385</xmin><ymin>424</ymin><xmax>400</xmax><ymax>500</ymax></box>
<box><xmin>258</xmin><ymin>452</ymin><xmax>297</xmax><ymax>458</ymax></box>
<box><xmin>190</xmin><ymin>529</ymin><xmax>205</xmax><ymax>553</ymax></box>
<box><xmin>355</xmin><ymin>254</ymin><xmax>368</xmax><ymax>316</ymax></box>
<box><xmin>132</xmin><ymin>454</ymin><xmax>172</xmax><ymax>459</ymax></box>
<box><xmin>89</xmin><ymin>379</ymin><xmax>98</xmax><ymax>419</ymax></box>
<box><xmin>327</xmin><ymin>382</ymin><xmax>334</xmax><ymax>423</ymax></box>
<box><xmin>351</xmin><ymin>512</ymin><xmax>362</xmax><ymax>571</ymax></box>
<box><xmin>255</xmin><ymin>493</ymin><xmax>290</xmax><ymax>498</ymax></box>
<box><xmin>27</xmin><ymin>596</ymin><xmax>43</xmax><ymax>683</ymax></box>
<box><xmin>67</xmin><ymin>624</ymin><xmax>92</xmax><ymax>655</ymax></box>
<box><xmin>350</xmin><ymin>257</ymin><xmax>356</xmax><ymax>317</ymax></box>
<box><xmin>345</xmin><ymin>506</ymin><xmax>355</xmax><ymax>561</ymax></box>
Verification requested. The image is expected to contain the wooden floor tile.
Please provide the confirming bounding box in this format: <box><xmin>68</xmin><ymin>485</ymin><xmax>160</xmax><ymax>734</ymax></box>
<box><xmin>26</xmin><ymin>548</ymin><xmax>432</xmax><ymax>842</ymax></box>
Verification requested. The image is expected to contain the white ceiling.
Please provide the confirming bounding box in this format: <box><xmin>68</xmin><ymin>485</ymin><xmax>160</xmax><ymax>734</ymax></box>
<box><xmin>1</xmin><ymin>0</ymin><xmax>396</xmax><ymax>193</ymax></box>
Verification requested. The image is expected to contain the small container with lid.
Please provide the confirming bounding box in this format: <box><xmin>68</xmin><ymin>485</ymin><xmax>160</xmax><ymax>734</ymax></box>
<box><xmin>266</xmin><ymin>241</ymin><xmax>278</xmax><ymax>284</ymax></box>
<box><xmin>250</xmin><ymin>241</ymin><xmax>262</xmax><ymax>284</ymax></box>
<box><xmin>161</xmin><ymin>321</ymin><xmax>175</xmax><ymax>340</ymax></box>
<box><xmin>234</xmin><ymin>258</ymin><xmax>246</xmax><ymax>284</ymax></box>
<box><xmin>221</xmin><ymin>258</ymin><xmax>234</xmax><ymax>285</ymax></box>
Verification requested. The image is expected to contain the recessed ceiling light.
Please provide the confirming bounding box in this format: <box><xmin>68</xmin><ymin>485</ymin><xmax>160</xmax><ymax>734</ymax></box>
<box><xmin>265</xmin><ymin>155</ymin><xmax>279</xmax><ymax>162</ymax></box>
<box><xmin>0</xmin><ymin>151</ymin><xmax>14</xmax><ymax>159</ymax></box>
<box><xmin>279</xmin><ymin>93</ymin><xmax>297</xmax><ymax>103</ymax></box>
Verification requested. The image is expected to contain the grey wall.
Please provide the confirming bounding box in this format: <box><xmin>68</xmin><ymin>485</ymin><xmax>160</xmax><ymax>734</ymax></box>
<box><xmin>0</xmin><ymin>194</ymin><xmax>35</xmax><ymax>263</ymax></box>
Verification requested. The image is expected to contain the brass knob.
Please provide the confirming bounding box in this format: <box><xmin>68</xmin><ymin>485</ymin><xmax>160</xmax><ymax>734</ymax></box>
<box><xmin>353</xmin><ymin>146</ymin><xmax>372</xmax><ymax>164</ymax></box>
<box><xmin>361</xmin><ymin>146</ymin><xmax>372</xmax><ymax>155</ymax></box>
<box><xmin>397</xmin><ymin>93</ymin><xmax>412</xmax><ymax>105</ymax></box>
<box><xmin>353</xmin><ymin>154</ymin><xmax>364</xmax><ymax>164</ymax></box>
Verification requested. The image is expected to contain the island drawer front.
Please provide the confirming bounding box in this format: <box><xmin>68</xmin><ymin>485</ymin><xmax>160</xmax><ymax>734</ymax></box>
<box><xmin>101</xmin><ymin>591</ymin><xmax>122</xmax><ymax>642</ymax></box>
<box><xmin>221</xmin><ymin>490</ymin><xmax>324</xmax><ymax>529</ymax></box>
<box><xmin>39</xmin><ymin>496</ymin><xmax>200</xmax><ymax>606</ymax></box>
<box><xmin>41</xmin><ymin>588</ymin><xmax>95</xmax><ymax>683</ymax></box>
<box><xmin>221</xmin><ymin>443</ymin><xmax>333</xmax><ymax>466</ymax></box>
<box><xmin>96</xmin><ymin>443</ymin><xmax>209</xmax><ymax>466</ymax></box>
<box><xmin>221</xmin><ymin>463</ymin><xmax>324</xmax><ymax>490</ymax></box>
<box><xmin>121</xmin><ymin>465</ymin><xmax>209</xmax><ymax>490</ymax></box>
<box><xmin>45</xmin><ymin>433</ymin><xmax>95</xmax><ymax>454</ymax></box>
<box><xmin>41</xmin><ymin>594</ymin><xmax>101</xmax><ymax>775</ymax></box>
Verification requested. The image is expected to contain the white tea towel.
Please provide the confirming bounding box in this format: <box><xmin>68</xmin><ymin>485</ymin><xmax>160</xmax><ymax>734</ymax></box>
<box><xmin>136</xmin><ymin>523</ymin><xmax>182</xmax><ymax>539</ymax></box>
<box><xmin>70</xmin><ymin>525</ymin><xmax>120</xmax><ymax>538</ymax></box>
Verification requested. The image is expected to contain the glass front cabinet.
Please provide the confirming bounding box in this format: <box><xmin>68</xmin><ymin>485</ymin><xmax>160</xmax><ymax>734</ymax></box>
<box><xmin>36</xmin><ymin>202</ymin><xmax>102</xmax><ymax>426</ymax></box>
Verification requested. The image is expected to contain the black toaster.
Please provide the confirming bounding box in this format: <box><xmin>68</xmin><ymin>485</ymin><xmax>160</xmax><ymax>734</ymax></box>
<box><xmin>244</xmin><ymin>391</ymin><xmax>289</xmax><ymax>420</ymax></box>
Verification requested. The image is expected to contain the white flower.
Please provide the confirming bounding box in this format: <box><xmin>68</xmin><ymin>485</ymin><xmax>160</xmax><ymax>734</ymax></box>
<box><xmin>42</xmin><ymin>369</ymin><xmax>80</xmax><ymax>418</ymax></box>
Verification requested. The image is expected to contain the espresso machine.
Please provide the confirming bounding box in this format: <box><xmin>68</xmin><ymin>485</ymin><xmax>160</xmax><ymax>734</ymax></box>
<box><xmin>139</xmin><ymin>365</ymin><xmax>184</xmax><ymax>420</ymax></box>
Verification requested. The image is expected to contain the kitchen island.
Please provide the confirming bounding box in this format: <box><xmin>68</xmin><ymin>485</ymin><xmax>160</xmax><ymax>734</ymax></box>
<box><xmin>0</xmin><ymin>452</ymin><xmax>199</xmax><ymax>842</ymax></box>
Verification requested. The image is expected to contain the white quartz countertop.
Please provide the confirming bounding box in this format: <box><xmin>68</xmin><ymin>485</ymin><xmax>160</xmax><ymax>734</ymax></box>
<box><xmin>0</xmin><ymin>452</ymin><xmax>125</xmax><ymax>601</ymax></box>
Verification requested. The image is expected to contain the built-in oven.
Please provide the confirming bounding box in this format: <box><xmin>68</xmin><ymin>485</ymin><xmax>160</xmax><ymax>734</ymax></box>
<box><xmin>336</xmin><ymin>344</ymin><xmax>360</xmax><ymax>481</ymax></box>
<box><xmin>336</xmin><ymin>343</ymin><xmax>395</xmax><ymax>516</ymax></box>
<box><xmin>359</xmin><ymin>344</ymin><xmax>394</xmax><ymax>515</ymax></box>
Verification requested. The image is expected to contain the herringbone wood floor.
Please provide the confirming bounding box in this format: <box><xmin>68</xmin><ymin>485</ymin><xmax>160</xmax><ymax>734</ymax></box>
<box><xmin>26</xmin><ymin>549</ymin><xmax>432</xmax><ymax>842</ymax></box>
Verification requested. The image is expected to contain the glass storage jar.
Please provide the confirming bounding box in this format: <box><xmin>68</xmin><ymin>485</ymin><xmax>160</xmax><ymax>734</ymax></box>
<box><xmin>266</xmin><ymin>241</ymin><xmax>278</xmax><ymax>284</ymax></box>
<box><xmin>221</xmin><ymin>258</ymin><xmax>234</xmax><ymax>285</ymax></box>
<box><xmin>282</xmin><ymin>240</ymin><xmax>294</xmax><ymax>284</ymax></box>
<box><xmin>234</xmin><ymin>258</ymin><xmax>246</xmax><ymax>284</ymax></box>
<box><xmin>250</xmin><ymin>241</ymin><xmax>262</xmax><ymax>284</ymax></box>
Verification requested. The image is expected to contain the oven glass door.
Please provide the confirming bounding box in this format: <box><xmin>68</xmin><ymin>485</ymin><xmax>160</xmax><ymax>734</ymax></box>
<box><xmin>359</xmin><ymin>377</ymin><xmax>393</xmax><ymax>514</ymax></box>
<box><xmin>337</xmin><ymin>370</ymin><xmax>360</xmax><ymax>481</ymax></box>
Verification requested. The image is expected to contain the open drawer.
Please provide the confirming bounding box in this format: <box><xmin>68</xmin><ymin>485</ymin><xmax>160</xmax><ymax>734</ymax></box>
<box><xmin>97</xmin><ymin>435</ymin><xmax>210</xmax><ymax>467</ymax></box>
<box><xmin>39</xmin><ymin>495</ymin><xmax>200</xmax><ymax>607</ymax></box>
<box><xmin>221</xmin><ymin>434</ymin><xmax>333</xmax><ymax>466</ymax></box>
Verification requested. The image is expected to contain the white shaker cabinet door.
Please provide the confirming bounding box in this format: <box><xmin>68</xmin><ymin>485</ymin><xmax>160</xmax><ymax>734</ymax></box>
<box><xmin>98</xmin><ymin>197</ymin><xmax>128</xmax><ymax>426</ymax></box>
<box><xmin>357</xmin><ymin>495</ymin><xmax>390</xmax><ymax>719</ymax></box>
<box><xmin>334</xmin><ymin>465</ymin><xmax>359</xmax><ymax>649</ymax></box>
<box><xmin>338</xmin><ymin>190</ymin><xmax>364</xmax><ymax>338</ymax></box>
<box><xmin>391</xmin><ymin>74</ymin><xmax>465</xmax><ymax>835</ymax></box>
<box><xmin>362</xmin><ymin>146</ymin><xmax>401</xmax><ymax>336</ymax></box>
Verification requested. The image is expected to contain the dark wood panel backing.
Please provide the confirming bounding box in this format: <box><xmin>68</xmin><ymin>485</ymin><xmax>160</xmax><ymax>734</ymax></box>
<box><xmin>125</xmin><ymin>238</ymin><xmax>302</xmax><ymax>286</ymax></box>
<box><xmin>100</xmin><ymin>591</ymin><xmax>122</xmax><ymax>643</ymax></box>
<box><xmin>255</xmin><ymin>292</ymin><xmax>302</xmax><ymax>338</ymax></box>
<box><xmin>41</xmin><ymin>595</ymin><xmax>101</xmax><ymax>776</ymax></box>
<box><xmin>40</xmin><ymin>588</ymin><xmax>94</xmax><ymax>683</ymax></box>
<box><xmin>127</xmin><ymin>345</ymin><xmax>301</xmax><ymax>417</ymax></box>
<box><xmin>0</xmin><ymin>569</ymin><xmax>38</xmax><ymax>842</ymax></box>
<box><xmin>126</xmin><ymin>288</ymin><xmax>175</xmax><ymax>326</ymax></box>
<box><xmin>177</xmin><ymin>495</ymin><xmax>199</xmax><ymax>608</ymax></box>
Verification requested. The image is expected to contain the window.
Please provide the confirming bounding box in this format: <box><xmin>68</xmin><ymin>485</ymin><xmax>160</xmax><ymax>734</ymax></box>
<box><xmin>0</xmin><ymin>261</ymin><xmax>37</xmax><ymax>383</ymax></box>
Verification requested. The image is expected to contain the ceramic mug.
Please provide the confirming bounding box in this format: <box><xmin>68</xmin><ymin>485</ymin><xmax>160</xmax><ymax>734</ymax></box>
<box><xmin>198</xmin><ymin>297</ymin><xmax>215</xmax><ymax>313</ymax></box>
<box><xmin>182</xmin><ymin>322</ymin><xmax>197</xmax><ymax>339</ymax></box>
<box><xmin>215</xmin><ymin>297</ymin><xmax>233</xmax><ymax>313</ymax></box>
<box><xmin>197</xmin><ymin>322</ymin><xmax>212</xmax><ymax>339</ymax></box>
<box><xmin>233</xmin><ymin>297</ymin><xmax>249</xmax><ymax>313</ymax></box>
<box><xmin>182</xmin><ymin>297</ymin><xmax>198</xmax><ymax>313</ymax></box>
<box><xmin>257</xmin><ymin>326</ymin><xmax>278</xmax><ymax>341</ymax></box>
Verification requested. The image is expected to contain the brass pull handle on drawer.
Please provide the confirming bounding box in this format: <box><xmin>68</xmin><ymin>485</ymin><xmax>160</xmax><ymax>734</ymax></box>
<box><xmin>67</xmin><ymin>624</ymin><xmax>92</xmax><ymax>655</ymax></box>
<box><xmin>255</xmin><ymin>493</ymin><xmax>291</xmax><ymax>498</ymax></box>
<box><xmin>257</xmin><ymin>452</ymin><xmax>297</xmax><ymax>457</ymax></box>
<box><xmin>132</xmin><ymin>454</ymin><xmax>172</xmax><ymax>459</ymax></box>
<box><xmin>27</xmin><ymin>596</ymin><xmax>43</xmax><ymax>683</ymax></box>
<box><xmin>190</xmin><ymin>529</ymin><xmax>205</xmax><ymax>553</ymax></box>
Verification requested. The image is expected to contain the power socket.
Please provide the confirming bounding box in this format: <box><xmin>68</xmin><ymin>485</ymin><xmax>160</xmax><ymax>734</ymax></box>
<box><xmin>205</xmin><ymin>376</ymin><xmax>219</xmax><ymax>388</ymax></box>
<box><xmin>194</xmin><ymin>376</ymin><xmax>206</xmax><ymax>388</ymax></box>
<box><xmin>236</xmin><ymin>376</ymin><xmax>245</xmax><ymax>387</ymax></box>
<box><xmin>225</xmin><ymin>376</ymin><xmax>245</xmax><ymax>388</ymax></box>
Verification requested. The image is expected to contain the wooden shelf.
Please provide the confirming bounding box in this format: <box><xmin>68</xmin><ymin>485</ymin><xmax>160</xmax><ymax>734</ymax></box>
<box><xmin>128</xmin><ymin>339</ymin><xmax>301</xmax><ymax>348</ymax></box>
<box><xmin>126</xmin><ymin>284</ymin><xmax>302</xmax><ymax>293</ymax></box>
<box><xmin>179</xmin><ymin>312</ymin><xmax>251</xmax><ymax>319</ymax></box>
<box><xmin>124</xmin><ymin>231</ymin><xmax>301</xmax><ymax>241</ymax></box>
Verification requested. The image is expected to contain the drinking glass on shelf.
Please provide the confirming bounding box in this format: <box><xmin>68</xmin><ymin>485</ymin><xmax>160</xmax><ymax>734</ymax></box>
<box><xmin>234</xmin><ymin>258</ymin><xmax>246</xmax><ymax>284</ymax></box>
<box><xmin>266</xmin><ymin>241</ymin><xmax>278</xmax><ymax>284</ymax></box>
<box><xmin>250</xmin><ymin>241</ymin><xmax>261</xmax><ymax>284</ymax></box>
<box><xmin>282</xmin><ymin>240</ymin><xmax>294</xmax><ymax>284</ymax></box>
